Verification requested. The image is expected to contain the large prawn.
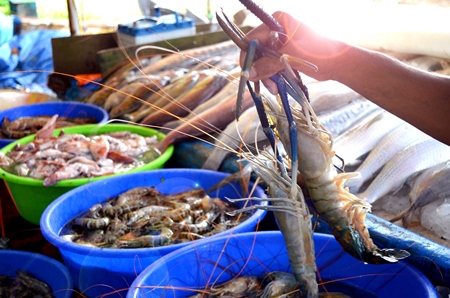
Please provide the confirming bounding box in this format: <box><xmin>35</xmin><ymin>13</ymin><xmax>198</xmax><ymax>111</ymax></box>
<box><xmin>217</xmin><ymin>1</ymin><xmax>409</xmax><ymax>296</ymax></box>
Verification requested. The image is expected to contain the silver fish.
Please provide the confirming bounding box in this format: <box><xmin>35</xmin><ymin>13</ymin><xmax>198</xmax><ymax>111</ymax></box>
<box><xmin>346</xmin><ymin>123</ymin><xmax>429</xmax><ymax>193</ymax></box>
<box><xmin>308</xmin><ymin>80</ymin><xmax>361</xmax><ymax>115</ymax></box>
<box><xmin>333</xmin><ymin>110</ymin><xmax>405</xmax><ymax>166</ymax></box>
<box><xmin>317</xmin><ymin>97</ymin><xmax>381</xmax><ymax>138</ymax></box>
<box><xmin>358</xmin><ymin>137</ymin><xmax>450</xmax><ymax>204</ymax></box>
<box><xmin>390</xmin><ymin>161</ymin><xmax>450</xmax><ymax>228</ymax></box>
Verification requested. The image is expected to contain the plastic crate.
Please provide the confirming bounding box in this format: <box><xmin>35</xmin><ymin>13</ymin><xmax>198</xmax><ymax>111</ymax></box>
<box><xmin>117</xmin><ymin>13</ymin><xmax>195</xmax><ymax>46</ymax></box>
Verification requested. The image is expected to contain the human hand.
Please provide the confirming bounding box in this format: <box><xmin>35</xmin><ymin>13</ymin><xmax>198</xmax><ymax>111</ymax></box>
<box><xmin>241</xmin><ymin>11</ymin><xmax>350</xmax><ymax>93</ymax></box>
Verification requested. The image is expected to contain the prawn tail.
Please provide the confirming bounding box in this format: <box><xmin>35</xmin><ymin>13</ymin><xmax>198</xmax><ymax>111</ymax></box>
<box><xmin>318</xmin><ymin>173</ymin><xmax>410</xmax><ymax>264</ymax></box>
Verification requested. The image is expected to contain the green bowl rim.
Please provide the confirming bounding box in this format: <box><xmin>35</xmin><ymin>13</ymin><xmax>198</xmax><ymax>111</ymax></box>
<box><xmin>0</xmin><ymin>123</ymin><xmax>174</xmax><ymax>187</ymax></box>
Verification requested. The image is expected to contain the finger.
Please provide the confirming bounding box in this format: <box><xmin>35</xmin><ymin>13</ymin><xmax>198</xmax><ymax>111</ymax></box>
<box><xmin>249</xmin><ymin>56</ymin><xmax>284</xmax><ymax>81</ymax></box>
<box><xmin>245</xmin><ymin>22</ymin><xmax>273</xmax><ymax>45</ymax></box>
<box><xmin>262</xmin><ymin>79</ymin><xmax>278</xmax><ymax>95</ymax></box>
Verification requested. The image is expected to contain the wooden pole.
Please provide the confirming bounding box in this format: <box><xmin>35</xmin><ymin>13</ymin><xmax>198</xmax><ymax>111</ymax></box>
<box><xmin>66</xmin><ymin>0</ymin><xmax>80</xmax><ymax>36</ymax></box>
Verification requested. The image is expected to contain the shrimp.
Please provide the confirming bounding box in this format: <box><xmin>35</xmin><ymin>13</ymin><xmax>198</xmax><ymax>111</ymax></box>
<box><xmin>115</xmin><ymin>227</ymin><xmax>173</xmax><ymax>248</ymax></box>
<box><xmin>208</xmin><ymin>276</ymin><xmax>261</xmax><ymax>297</ymax></box>
<box><xmin>260</xmin><ymin>272</ymin><xmax>299</xmax><ymax>298</ymax></box>
<box><xmin>217</xmin><ymin>2</ymin><xmax>410</xmax><ymax>297</ymax></box>
<box><xmin>73</xmin><ymin>217</ymin><xmax>110</xmax><ymax>230</ymax></box>
<box><xmin>238</xmin><ymin>151</ymin><xmax>318</xmax><ymax>297</ymax></box>
<box><xmin>264</xmin><ymin>91</ymin><xmax>412</xmax><ymax>263</ymax></box>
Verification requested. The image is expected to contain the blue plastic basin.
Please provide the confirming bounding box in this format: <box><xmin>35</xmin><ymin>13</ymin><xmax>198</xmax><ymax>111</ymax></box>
<box><xmin>127</xmin><ymin>231</ymin><xmax>438</xmax><ymax>298</ymax></box>
<box><xmin>0</xmin><ymin>250</ymin><xmax>73</xmax><ymax>298</ymax></box>
<box><xmin>0</xmin><ymin>101</ymin><xmax>109</xmax><ymax>148</ymax></box>
<box><xmin>40</xmin><ymin>169</ymin><xmax>267</xmax><ymax>298</ymax></box>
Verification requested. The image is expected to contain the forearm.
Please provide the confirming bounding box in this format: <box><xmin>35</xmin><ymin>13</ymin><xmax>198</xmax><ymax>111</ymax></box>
<box><xmin>333</xmin><ymin>46</ymin><xmax>450</xmax><ymax>145</ymax></box>
<box><xmin>244</xmin><ymin>11</ymin><xmax>450</xmax><ymax>145</ymax></box>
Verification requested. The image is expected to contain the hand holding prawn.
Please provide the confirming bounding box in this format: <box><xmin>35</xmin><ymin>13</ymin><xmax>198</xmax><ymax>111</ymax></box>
<box><xmin>217</xmin><ymin>1</ymin><xmax>410</xmax><ymax>297</ymax></box>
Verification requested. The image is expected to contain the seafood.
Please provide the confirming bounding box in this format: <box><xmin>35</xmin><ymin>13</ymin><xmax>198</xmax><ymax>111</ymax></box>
<box><xmin>84</xmin><ymin>79</ymin><xmax>122</xmax><ymax>107</ymax></box>
<box><xmin>1</xmin><ymin>115</ymin><xmax>96</xmax><ymax>139</ymax></box>
<box><xmin>156</xmin><ymin>87</ymin><xmax>254</xmax><ymax>154</ymax></box>
<box><xmin>123</xmin><ymin>71</ymin><xmax>202</xmax><ymax>123</ymax></box>
<box><xmin>161</xmin><ymin>72</ymin><xmax>241</xmax><ymax>130</ymax></box>
<box><xmin>202</xmin><ymin>106</ymin><xmax>267</xmax><ymax>171</ymax></box>
<box><xmin>217</xmin><ymin>3</ymin><xmax>410</xmax><ymax>297</ymax></box>
<box><xmin>188</xmin><ymin>272</ymin><xmax>301</xmax><ymax>297</ymax></box>
<box><xmin>262</xmin><ymin>93</ymin><xmax>409</xmax><ymax>263</ymax></box>
<box><xmin>0</xmin><ymin>117</ymin><xmax>162</xmax><ymax>186</ymax></box>
<box><xmin>260</xmin><ymin>272</ymin><xmax>300</xmax><ymax>298</ymax></box>
<box><xmin>0</xmin><ymin>271</ymin><xmax>54</xmax><ymax>297</ymax></box>
<box><xmin>116</xmin><ymin>227</ymin><xmax>174</xmax><ymax>248</ymax></box>
<box><xmin>358</xmin><ymin>137</ymin><xmax>450</xmax><ymax>204</ymax></box>
<box><xmin>140</xmin><ymin>70</ymin><xmax>229</xmax><ymax>126</ymax></box>
<box><xmin>345</xmin><ymin>122</ymin><xmax>429</xmax><ymax>193</ymax></box>
<box><xmin>109</xmin><ymin>77</ymin><xmax>168</xmax><ymax>119</ymax></box>
<box><xmin>207</xmin><ymin>276</ymin><xmax>260</xmax><ymax>297</ymax></box>
<box><xmin>239</xmin><ymin>152</ymin><xmax>318</xmax><ymax>296</ymax></box>
<box><xmin>102</xmin><ymin>76</ymin><xmax>151</xmax><ymax>112</ymax></box>
<box><xmin>308</xmin><ymin>80</ymin><xmax>362</xmax><ymax>115</ymax></box>
<box><xmin>333</xmin><ymin>110</ymin><xmax>405</xmax><ymax>166</ymax></box>
<box><xmin>390</xmin><ymin>161</ymin><xmax>450</xmax><ymax>228</ymax></box>
<box><xmin>316</xmin><ymin>97</ymin><xmax>381</xmax><ymax>138</ymax></box>
<box><xmin>137</xmin><ymin>40</ymin><xmax>237</xmax><ymax>76</ymax></box>
<box><xmin>61</xmin><ymin>187</ymin><xmax>253</xmax><ymax>248</ymax></box>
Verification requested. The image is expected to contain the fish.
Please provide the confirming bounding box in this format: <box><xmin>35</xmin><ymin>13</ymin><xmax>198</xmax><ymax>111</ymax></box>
<box><xmin>103</xmin><ymin>77</ymin><xmax>151</xmax><ymax>112</ymax></box>
<box><xmin>333</xmin><ymin>110</ymin><xmax>405</xmax><ymax>166</ymax></box>
<box><xmin>390</xmin><ymin>161</ymin><xmax>450</xmax><ymax>228</ymax></box>
<box><xmin>109</xmin><ymin>78</ymin><xmax>168</xmax><ymax>119</ymax></box>
<box><xmin>123</xmin><ymin>71</ymin><xmax>202</xmax><ymax>123</ymax></box>
<box><xmin>358</xmin><ymin>137</ymin><xmax>450</xmax><ymax>204</ymax></box>
<box><xmin>345</xmin><ymin>123</ymin><xmax>429</xmax><ymax>193</ymax></box>
<box><xmin>84</xmin><ymin>82</ymin><xmax>120</xmax><ymax>107</ymax></box>
<box><xmin>308</xmin><ymin>79</ymin><xmax>363</xmax><ymax>115</ymax></box>
<box><xmin>202</xmin><ymin>106</ymin><xmax>266</xmax><ymax>171</ymax></box>
<box><xmin>140</xmin><ymin>71</ymin><xmax>229</xmax><ymax>126</ymax></box>
<box><xmin>161</xmin><ymin>71</ymin><xmax>241</xmax><ymax>131</ymax></box>
<box><xmin>138</xmin><ymin>40</ymin><xmax>238</xmax><ymax>75</ymax></box>
<box><xmin>317</xmin><ymin>97</ymin><xmax>381</xmax><ymax>138</ymax></box>
<box><xmin>157</xmin><ymin>89</ymin><xmax>254</xmax><ymax>153</ymax></box>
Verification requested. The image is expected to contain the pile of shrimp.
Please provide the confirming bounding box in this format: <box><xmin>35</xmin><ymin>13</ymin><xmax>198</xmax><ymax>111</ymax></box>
<box><xmin>60</xmin><ymin>187</ymin><xmax>252</xmax><ymax>248</ymax></box>
<box><xmin>188</xmin><ymin>272</ymin><xmax>300</xmax><ymax>298</ymax></box>
<box><xmin>0</xmin><ymin>115</ymin><xmax>96</xmax><ymax>140</ymax></box>
<box><xmin>0</xmin><ymin>271</ymin><xmax>54</xmax><ymax>298</ymax></box>
<box><xmin>0</xmin><ymin>115</ymin><xmax>161</xmax><ymax>186</ymax></box>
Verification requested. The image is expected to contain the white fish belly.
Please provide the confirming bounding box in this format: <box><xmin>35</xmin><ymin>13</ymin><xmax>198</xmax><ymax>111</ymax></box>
<box><xmin>358</xmin><ymin>138</ymin><xmax>450</xmax><ymax>204</ymax></box>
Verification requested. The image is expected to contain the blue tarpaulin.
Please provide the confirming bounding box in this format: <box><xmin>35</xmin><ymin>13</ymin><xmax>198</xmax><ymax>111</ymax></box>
<box><xmin>0</xmin><ymin>13</ymin><xmax>69</xmax><ymax>94</ymax></box>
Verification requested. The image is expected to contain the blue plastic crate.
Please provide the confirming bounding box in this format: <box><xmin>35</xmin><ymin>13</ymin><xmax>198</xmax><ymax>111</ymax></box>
<box><xmin>117</xmin><ymin>12</ymin><xmax>195</xmax><ymax>46</ymax></box>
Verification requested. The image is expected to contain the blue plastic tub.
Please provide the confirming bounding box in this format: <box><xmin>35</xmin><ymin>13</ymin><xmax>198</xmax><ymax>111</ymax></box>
<box><xmin>0</xmin><ymin>250</ymin><xmax>73</xmax><ymax>298</ymax></box>
<box><xmin>127</xmin><ymin>231</ymin><xmax>438</xmax><ymax>298</ymax></box>
<box><xmin>40</xmin><ymin>169</ymin><xmax>267</xmax><ymax>298</ymax></box>
<box><xmin>0</xmin><ymin>101</ymin><xmax>109</xmax><ymax>148</ymax></box>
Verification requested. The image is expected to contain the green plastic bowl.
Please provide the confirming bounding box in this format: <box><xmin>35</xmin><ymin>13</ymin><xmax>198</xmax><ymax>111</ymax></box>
<box><xmin>0</xmin><ymin>124</ymin><xmax>174</xmax><ymax>225</ymax></box>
